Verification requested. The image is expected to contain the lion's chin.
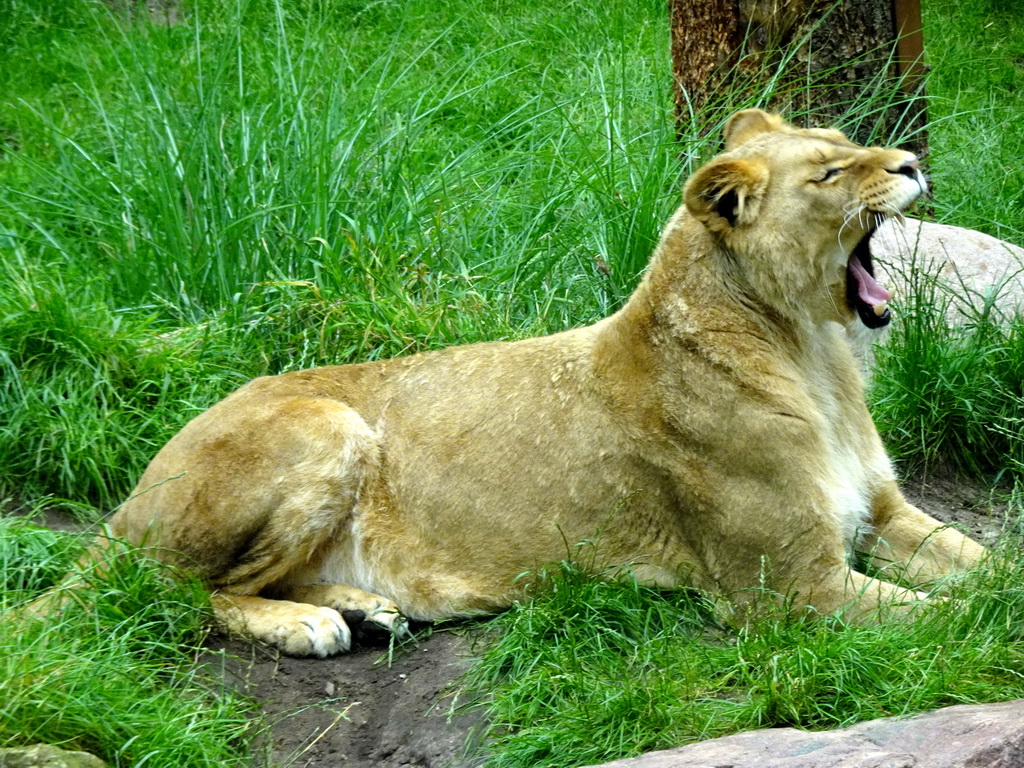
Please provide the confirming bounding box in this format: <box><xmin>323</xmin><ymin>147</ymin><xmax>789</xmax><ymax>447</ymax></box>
<box><xmin>846</xmin><ymin>232</ymin><xmax>891</xmax><ymax>329</ymax></box>
<box><xmin>845</xmin><ymin>312</ymin><xmax>890</xmax><ymax>358</ymax></box>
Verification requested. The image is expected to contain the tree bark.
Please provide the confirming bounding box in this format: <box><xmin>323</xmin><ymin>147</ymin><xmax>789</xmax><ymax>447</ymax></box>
<box><xmin>670</xmin><ymin>0</ymin><xmax>928</xmax><ymax>156</ymax></box>
<box><xmin>670</xmin><ymin>0</ymin><xmax>745</xmax><ymax>122</ymax></box>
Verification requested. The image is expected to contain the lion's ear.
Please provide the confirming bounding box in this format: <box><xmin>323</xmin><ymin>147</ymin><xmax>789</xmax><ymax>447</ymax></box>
<box><xmin>684</xmin><ymin>157</ymin><xmax>769</xmax><ymax>233</ymax></box>
<box><xmin>723</xmin><ymin>109</ymin><xmax>786</xmax><ymax>150</ymax></box>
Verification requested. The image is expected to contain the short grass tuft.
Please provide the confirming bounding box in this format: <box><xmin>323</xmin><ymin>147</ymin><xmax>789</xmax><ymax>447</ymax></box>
<box><xmin>0</xmin><ymin>519</ymin><xmax>263</xmax><ymax>767</ymax></box>
<box><xmin>870</xmin><ymin>256</ymin><xmax>1024</xmax><ymax>480</ymax></box>
<box><xmin>463</xmin><ymin>536</ymin><xmax>1024</xmax><ymax>768</ymax></box>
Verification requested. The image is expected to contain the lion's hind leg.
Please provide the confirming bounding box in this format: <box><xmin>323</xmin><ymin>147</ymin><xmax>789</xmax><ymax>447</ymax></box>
<box><xmin>116</xmin><ymin>393</ymin><xmax>407</xmax><ymax>657</ymax></box>
<box><xmin>211</xmin><ymin>594</ymin><xmax>354</xmax><ymax>657</ymax></box>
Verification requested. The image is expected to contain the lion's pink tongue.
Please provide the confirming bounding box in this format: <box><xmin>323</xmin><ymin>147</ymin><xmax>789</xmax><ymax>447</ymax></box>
<box><xmin>847</xmin><ymin>254</ymin><xmax>891</xmax><ymax>309</ymax></box>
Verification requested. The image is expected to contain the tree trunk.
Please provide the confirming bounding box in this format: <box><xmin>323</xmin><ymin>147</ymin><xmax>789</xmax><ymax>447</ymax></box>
<box><xmin>670</xmin><ymin>0</ymin><xmax>745</xmax><ymax>122</ymax></box>
<box><xmin>670</xmin><ymin>0</ymin><xmax>928</xmax><ymax>156</ymax></box>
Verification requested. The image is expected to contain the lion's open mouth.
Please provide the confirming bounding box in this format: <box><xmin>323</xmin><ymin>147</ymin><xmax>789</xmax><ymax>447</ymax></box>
<box><xmin>846</xmin><ymin>232</ymin><xmax>891</xmax><ymax>329</ymax></box>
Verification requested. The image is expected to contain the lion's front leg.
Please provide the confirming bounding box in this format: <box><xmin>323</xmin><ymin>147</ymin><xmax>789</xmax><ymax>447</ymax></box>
<box><xmin>719</xmin><ymin>554</ymin><xmax>932</xmax><ymax>623</ymax></box>
<box><xmin>687</xmin><ymin>486</ymin><xmax>930</xmax><ymax>623</ymax></box>
<box><xmin>862</xmin><ymin>481</ymin><xmax>987</xmax><ymax>586</ymax></box>
<box><xmin>792</xmin><ymin>567</ymin><xmax>929</xmax><ymax>623</ymax></box>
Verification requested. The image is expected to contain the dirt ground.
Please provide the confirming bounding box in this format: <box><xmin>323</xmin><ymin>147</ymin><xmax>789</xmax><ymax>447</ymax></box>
<box><xmin>900</xmin><ymin>470</ymin><xmax>1011</xmax><ymax>548</ymax></box>
<box><xmin>201</xmin><ymin>628</ymin><xmax>489</xmax><ymax>768</ymax></box>
<box><xmin>16</xmin><ymin>470</ymin><xmax>1013</xmax><ymax>768</ymax></box>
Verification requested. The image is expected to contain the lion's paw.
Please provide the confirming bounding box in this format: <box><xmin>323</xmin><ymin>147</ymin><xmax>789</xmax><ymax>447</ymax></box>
<box><xmin>250</xmin><ymin>603</ymin><xmax>353</xmax><ymax>658</ymax></box>
<box><xmin>284</xmin><ymin>584</ymin><xmax>412</xmax><ymax>645</ymax></box>
<box><xmin>369</xmin><ymin>605</ymin><xmax>413</xmax><ymax>640</ymax></box>
<box><xmin>338</xmin><ymin>601</ymin><xmax>412</xmax><ymax>645</ymax></box>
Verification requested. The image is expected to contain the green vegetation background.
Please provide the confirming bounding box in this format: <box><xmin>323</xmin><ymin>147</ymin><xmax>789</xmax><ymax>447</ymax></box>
<box><xmin>2</xmin><ymin>0</ymin><xmax>1024</xmax><ymax>766</ymax></box>
<box><xmin>2</xmin><ymin>0</ymin><xmax>1024</xmax><ymax>509</ymax></box>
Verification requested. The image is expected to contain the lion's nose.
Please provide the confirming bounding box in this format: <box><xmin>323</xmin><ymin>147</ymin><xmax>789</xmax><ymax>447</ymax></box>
<box><xmin>891</xmin><ymin>159</ymin><xmax>920</xmax><ymax>178</ymax></box>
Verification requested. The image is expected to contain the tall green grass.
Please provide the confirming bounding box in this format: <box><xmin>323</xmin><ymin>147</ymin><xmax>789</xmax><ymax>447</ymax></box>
<box><xmin>2</xmin><ymin>0</ymin><xmax>675</xmax><ymax>315</ymax></box>
<box><xmin>923</xmin><ymin>0</ymin><xmax>1024</xmax><ymax>242</ymax></box>
<box><xmin>1</xmin><ymin>0</ymin><xmax>683</xmax><ymax>507</ymax></box>
<box><xmin>871</xmin><ymin>258</ymin><xmax>1024</xmax><ymax>479</ymax></box>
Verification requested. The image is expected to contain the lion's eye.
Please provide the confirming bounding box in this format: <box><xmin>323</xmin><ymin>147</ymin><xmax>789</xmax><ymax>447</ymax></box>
<box><xmin>815</xmin><ymin>167</ymin><xmax>842</xmax><ymax>183</ymax></box>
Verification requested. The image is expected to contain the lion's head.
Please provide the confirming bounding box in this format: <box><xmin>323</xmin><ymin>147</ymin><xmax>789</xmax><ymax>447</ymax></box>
<box><xmin>683</xmin><ymin>109</ymin><xmax>926</xmax><ymax>331</ymax></box>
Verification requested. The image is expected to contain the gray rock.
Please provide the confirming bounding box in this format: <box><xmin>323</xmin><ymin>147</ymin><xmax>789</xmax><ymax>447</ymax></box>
<box><xmin>872</xmin><ymin>218</ymin><xmax>1024</xmax><ymax>321</ymax></box>
<box><xmin>586</xmin><ymin>699</ymin><xmax>1024</xmax><ymax>768</ymax></box>
<box><xmin>0</xmin><ymin>744</ymin><xmax>106</xmax><ymax>768</ymax></box>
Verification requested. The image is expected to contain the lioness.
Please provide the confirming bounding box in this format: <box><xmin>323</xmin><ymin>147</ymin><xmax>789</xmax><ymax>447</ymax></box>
<box><xmin>109</xmin><ymin>109</ymin><xmax>985</xmax><ymax>656</ymax></box>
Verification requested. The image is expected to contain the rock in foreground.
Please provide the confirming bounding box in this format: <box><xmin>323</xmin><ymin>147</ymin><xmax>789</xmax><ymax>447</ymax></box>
<box><xmin>587</xmin><ymin>699</ymin><xmax>1024</xmax><ymax>768</ymax></box>
<box><xmin>0</xmin><ymin>744</ymin><xmax>106</xmax><ymax>768</ymax></box>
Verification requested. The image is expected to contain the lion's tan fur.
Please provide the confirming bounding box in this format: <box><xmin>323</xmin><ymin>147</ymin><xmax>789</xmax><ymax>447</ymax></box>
<box><xmin>109</xmin><ymin>110</ymin><xmax>985</xmax><ymax>656</ymax></box>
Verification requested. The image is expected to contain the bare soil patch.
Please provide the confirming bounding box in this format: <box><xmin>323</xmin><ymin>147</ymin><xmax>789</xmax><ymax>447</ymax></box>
<box><xmin>200</xmin><ymin>628</ymin><xmax>488</xmax><ymax>768</ymax></box>
<box><xmin>900</xmin><ymin>468</ymin><xmax>1011</xmax><ymax>547</ymax></box>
